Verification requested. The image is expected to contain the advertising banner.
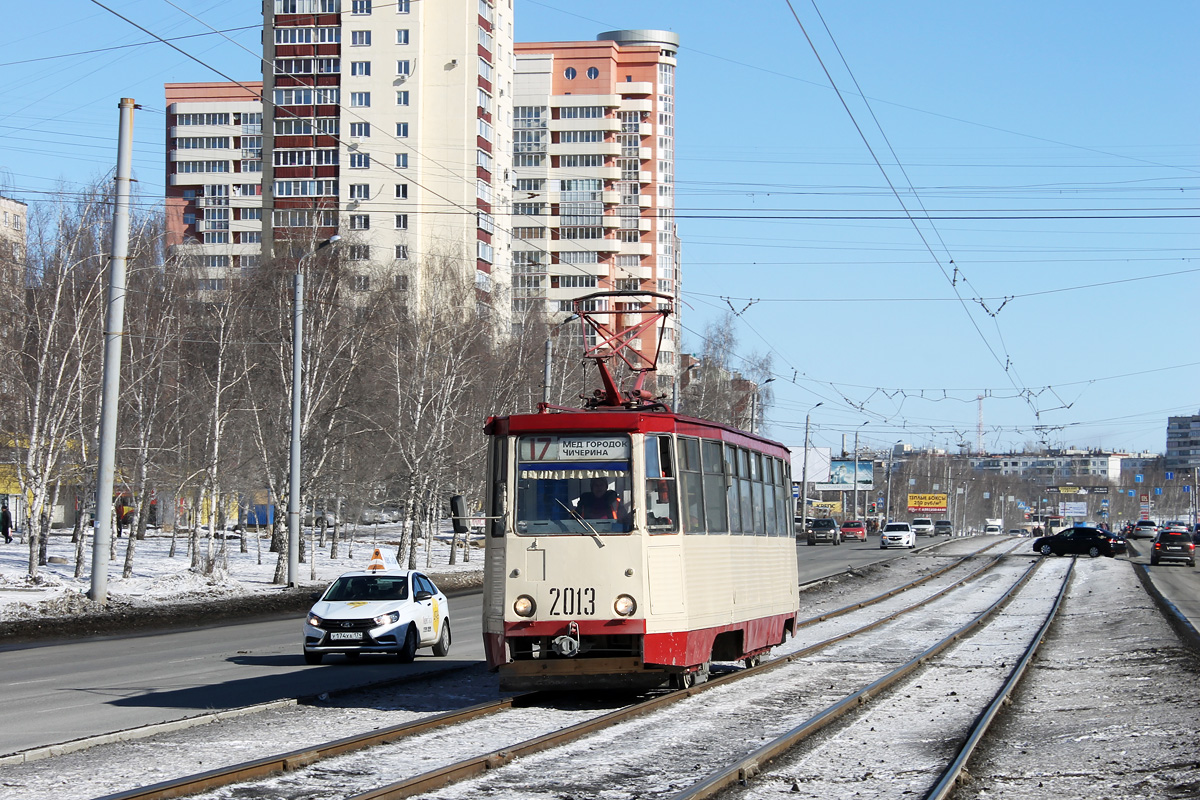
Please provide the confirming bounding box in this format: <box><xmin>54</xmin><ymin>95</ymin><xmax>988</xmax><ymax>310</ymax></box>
<box><xmin>1045</xmin><ymin>485</ymin><xmax>1109</xmax><ymax>495</ymax></box>
<box><xmin>812</xmin><ymin>501</ymin><xmax>842</xmax><ymax>513</ymax></box>
<box><xmin>789</xmin><ymin>446</ymin><xmax>831</xmax><ymax>483</ymax></box>
<box><xmin>907</xmin><ymin>493</ymin><xmax>948</xmax><ymax>512</ymax></box>
<box><xmin>815</xmin><ymin>459</ymin><xmax>874</xmax><ymax>492</ymax></box>
<box><xmin>1058</xmin><ymin>500</ymin><xmax>1088</xmax><ymax>516</ymax></box>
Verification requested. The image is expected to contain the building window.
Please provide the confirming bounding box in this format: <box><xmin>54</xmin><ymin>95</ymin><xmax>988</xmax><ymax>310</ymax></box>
<box><xmin>395</xmin><ymin>184</ymin><xmax>408</xmax><ymax>199</ymax></box>
<box><xmin>587</xmin><ymin>67</ymin><xmax>599</xmax><ymax>79</ymax></box>
<box><xmin>477</xmin><ymin>149</ymin><xmax>493</xmax><ymax>170</ymax></box>
<box><xmin>238</xmin><ymin>231</ymin><xmax>263</xmax><ymax>244</ymax></box>
<box><xmin>203</xmin><ymin>231</ymin><xmax>229</xmax><ymax>244</ymax></box>
<box><xmin>349</xmin><ymin>153</ymin><xmax>371</xmax><ymax>168</ymax></box>
<box><xmin>348</xmin><ymin>245</ymin><xmax>370</xmax><ymax>260</ymax></box>
<box><xmin>394</xmin><ymin>153</ymin><xmax>408</xmax><ymax>168</ymax></box>
<box><xmin>349</xmin><ymin>214</ymin><xmax>370</xmax><ymax>230</ymax></box>
<box><xmin>396</xmin><ymin>29</ymin><xmax>409</xmax><ymax>44</ymax></box>
<box><xmin>349</xmin><ymin>184</ymin><xmax>370</xmax><ymax>199</ymax></box>
<box><xmin>351</xmin><ymin>31</ymin><xmax>371</xmax><ymax>46</ymax></box>
<box><xmin>350</xmin><ymin>61</ymin><xmax>371</xmax><ymax>76</ymax></box>
<box><xmin>559</xmin><ymin>106</ymin><xmax>604</xmax><ymax>119</ymax></box>
<box><xmin>353</xmin><ymin>274</ymin><xmax>371</xmax><ymax>291</ymax></box>
<box><xmin>395</xmin><ymin>244</ymin><xmax>409</xmax><ymax>260</ymax></box>
<box><xmin>241</xmin><ymin>207</ymin><xmax>263</xmax><ymax>220</ymax></box>
<box><xmin>351</xmin><ymin>0</ymin><xmax>371</xmax><ymax>12</ymax></box>
<box><xmin>564</xmin><ymin>67</ymin><xmax>577</xmax><ymax>80</ymax></box>
<box><xmin>349</xmin><ymin>122</ymin><xmax>371</xmax><ymax>138</ymax></box>
<box><xmin>396</xmin><ymin>0</ymin><xmax>410</xmax><ymax>11</ymax></box>
<box><xmin>202</xmin><ymin>255</ymin><xmax>230</xmax><ymax>269</ymax></box>
<box><xmin>182</xmin><ymin>213</ymin><xmax>196</xmax><ymax>225</ymax></box>
<box><xmin>394</xmin><ymin>214</ymin><xmax>408</xmax><ymax>229</ymax></box>
<box><xmin>395</xmin><ymin>122</ymin><xmax>409</xmax><ymax>137</ymax></box>
<box><xmin>350</xmin><ymin>92</ymin><xmax>371</xmax><ymax>107</ymax></box>
<box><xmin>478</xmin><ymin>57</ymin><xmax>493</xmax><ymax>81</ymax></box>
<box><xmin>396</xmin><ymin>91</ymin><xmax>410</xmax><ymax>106</ymax></box>
<box><xmin>396</xmin><ymin>60</ymin><xmax>411</xmax><ymax>76</ymax></box>
<box><xmin>477</xmin><ymin>241</ymin><xmax>494</xmax><ymax>263</ymax></box>
<box><xmin>477</xmin><ymin>211</ymin><xmax>494</xmax><ymax>233</ymax></box>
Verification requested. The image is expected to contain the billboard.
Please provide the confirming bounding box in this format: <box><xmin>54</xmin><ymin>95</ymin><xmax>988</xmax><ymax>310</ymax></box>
<box><xmin>812</xmin><ymin>501</ymin><xmax>843</xmax><ymax>513</ymax></box>
<box><xmin>1058</xmin><ymin>501</ymin><xmax>1087</xmax><ymax>517</ymax></box>
<box><xmin>907</xmin><ymin>493</ymin><xmax>948</xmax><ymax>512</ymax></box>
<box><xmin>814</xmin><ymin>459</ymin><xmax>874</xmax><ymax>492</ymax></box>
<box><xmin>789</xmin><ymin>446</ymin><xmax>831</xmax><ymax>483</ymax></box>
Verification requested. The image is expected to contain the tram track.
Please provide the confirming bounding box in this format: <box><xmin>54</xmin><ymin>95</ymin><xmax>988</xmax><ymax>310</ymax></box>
<box><xmin>96</xmin><ymin>539</ymin><xmax>1030</xmax><ymax>800</ymax></box>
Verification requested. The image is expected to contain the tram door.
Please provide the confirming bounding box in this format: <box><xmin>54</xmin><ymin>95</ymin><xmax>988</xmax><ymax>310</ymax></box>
<box><xmin>644</xmin><ymin>434</ymin><xmax>684</xmax><ymax>617</ymax></box>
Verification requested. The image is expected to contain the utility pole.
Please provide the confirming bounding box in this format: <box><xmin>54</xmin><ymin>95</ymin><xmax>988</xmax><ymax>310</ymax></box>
<box><xmin>853</xmin><ymin>421</ymin><xmax>868</xmax><ymax>519</ymax></box>
<box><xmin>91</xmin><ymin>98</ymin><xmax>136</xmax><ymax>604</ymax></box>
<box><xmin>288</xmin><ymin>235</ymin><xmax>339</xmax><ymax>587</ymax></box>
<box><xmin>800</xmin><ymin>402</ymin><xmax>822</xmax><ymax>533</ymax></box>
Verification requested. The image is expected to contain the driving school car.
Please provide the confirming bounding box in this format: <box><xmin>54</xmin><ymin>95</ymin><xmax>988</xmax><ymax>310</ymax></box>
<box><xmin>303</xmin><ymin>555</ymin><xmax>451</xmax><ymax>664</ymax></box>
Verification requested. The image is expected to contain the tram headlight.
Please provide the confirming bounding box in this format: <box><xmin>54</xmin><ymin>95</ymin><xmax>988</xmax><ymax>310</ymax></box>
<box><xmin>513</xmin><ymin>595</ymin><xmax>536</xmax><ymax>617</ymax></box>
<box><xmin>614</xmin><ymin>594</ymin><xmax>637</xmax><ymax>617</ymax></box>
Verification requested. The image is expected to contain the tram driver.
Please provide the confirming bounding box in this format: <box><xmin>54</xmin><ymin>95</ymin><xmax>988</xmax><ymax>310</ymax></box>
<box><xmin>576</xmin><ymin>477</ymin><xmax>625</xmax><ymax>520</ymax></box>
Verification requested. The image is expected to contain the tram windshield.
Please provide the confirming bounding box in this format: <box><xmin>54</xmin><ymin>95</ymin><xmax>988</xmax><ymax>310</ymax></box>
<box><xmin>515</xmin><ymin>434</ymin><xmax>633</xmax><ymax>534</ymax></box>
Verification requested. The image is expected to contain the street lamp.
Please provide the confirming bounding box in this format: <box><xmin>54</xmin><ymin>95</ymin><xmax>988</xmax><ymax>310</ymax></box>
<box><xmin>800</xmin><ymin>402</ymin><xmax>823</xmax><ymax>534</ymax></box>
<box><xmin>288</xmin><ymin>234</ymin><xmax>340</xmax><ymax>587</ymax></box>
<box><xmin>853</xmin><ymin>421</ymin><xmax>869</xmax><ymax>518</ymax></box>
<box><xmin>749</xmin><ymin>377</ymin><xmax>775</xmax><ymax>435</ymax></box>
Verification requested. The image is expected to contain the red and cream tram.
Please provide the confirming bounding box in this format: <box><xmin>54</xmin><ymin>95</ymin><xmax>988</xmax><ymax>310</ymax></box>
<box><xmin>478</xmin><ymin>293</ymin><xmax>799</xmax><ymax>690</ymax></box>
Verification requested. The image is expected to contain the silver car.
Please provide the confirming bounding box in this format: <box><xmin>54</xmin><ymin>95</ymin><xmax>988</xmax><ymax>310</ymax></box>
<box><xmin>881</xmin><ymin>522</ymin><xmax>915</xmax><ymax>549</ymax></box>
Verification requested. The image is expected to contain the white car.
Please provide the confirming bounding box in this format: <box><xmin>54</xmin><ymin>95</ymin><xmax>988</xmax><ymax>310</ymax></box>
<box><xmin>910</xmin><ymin>518</ymin><xmax>935</xmax><ymax>537</ymax></box>
<box><xmin>984</xmin><ymin>524</ymin><xmax>1002</xmax><ymax>535</ymax></box>
<box><xmin>880</xmin><ymin>522</ymin><xmax>916</xmax><ymax>549</ymax></box>
<box><xmin>303</xmin><ymin>568</ymin><xmax>451</xmax><ymax>664</ymax></box>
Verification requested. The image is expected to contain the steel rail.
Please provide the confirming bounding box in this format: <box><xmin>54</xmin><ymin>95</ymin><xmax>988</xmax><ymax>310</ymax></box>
<box><xmin>668</xmin><ymin>555</ymin><xmax>1054</xmax><ymax>800</ymax></box>
<box><xmin>96</xmin><ymin>540</ymin><xmax>1023</xmax><ymax>800</ymax></box>
<box><xmin>797</xmin><ymin>537</ymin><xmax>1016</xmax><ymax>628</ymax></box>
<box><xmin>925</xmin><ymin>558</ymin><xmax>1076</xmax><ymax>800</ymax></box>
<box><xmin>93</xmin><ymin>696</ymin><xmax>520</xmax><ymax>800</ymax></box>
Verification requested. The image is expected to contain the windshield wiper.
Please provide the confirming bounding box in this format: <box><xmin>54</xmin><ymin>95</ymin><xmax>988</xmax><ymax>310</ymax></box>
<box><xmin>554</xmin><ymin>498</ymin><xmax>605</xmax><ymax>548</ymax></box>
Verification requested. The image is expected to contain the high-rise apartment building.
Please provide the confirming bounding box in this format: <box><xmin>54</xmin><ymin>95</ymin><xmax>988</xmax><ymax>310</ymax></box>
<box><xmin>511</xmin><ymin>31</ymin><xmax>681</xmax><ymax>374</ymax></box>
<box><xmin>1166</xmin><ymin>413</ymin><xmax>1200</xmax><ymax>472</ymax></box>
<box><xmin>0</xmin><ymin>196</ymin><xmax>27</xmax><ymax>374</ymax></box>
<box><xmin>262</xmin><ymin>0</ymin><xmax>513</xmax><ymax>315</ymax></box>
<box><xmin>165</xmin><ymin>82</ymin><xmax>265</xmax><ymax>285</ymax></box>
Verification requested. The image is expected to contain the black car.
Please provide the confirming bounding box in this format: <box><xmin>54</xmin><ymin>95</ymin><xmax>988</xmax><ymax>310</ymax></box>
<box><xmin>1150</xmin><ymin>530</ymin><xmax>1196</xmax><ymax>567</ymax></box>
<box><xmin>1032</xmin><ymin>526</ymin><xmax>1123</xmax><ymax>558</ymax></box>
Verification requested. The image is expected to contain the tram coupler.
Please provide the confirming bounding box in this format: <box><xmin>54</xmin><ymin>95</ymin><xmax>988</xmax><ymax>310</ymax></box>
<box><xmin>552</xmin><ymin>621</ymin><xmax>581</xmax><ymax>657</ymax></box>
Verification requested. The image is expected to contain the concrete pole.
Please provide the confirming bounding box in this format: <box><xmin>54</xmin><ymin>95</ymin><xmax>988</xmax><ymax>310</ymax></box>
<box><xmin>91</xmin><ymin>98</ymin><xmax>136</xmax><ymax>603</ymax></box>
<box><xmin>799</xmin><ymin>402</ymin><xmax>821</xmax><ymax>532</ymax></box>
<box><xmin>543</xmin><ymin>337</ymin><xmax>552</xmax><ymax>405</ymax></box>
<box><xmin>288</xmin><ymin>272</ymin><xmax>303</xmax><ymax>587</ymax></box>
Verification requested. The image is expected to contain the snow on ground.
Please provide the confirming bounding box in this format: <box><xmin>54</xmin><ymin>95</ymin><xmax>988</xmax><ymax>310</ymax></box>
<box><xmin>0</xmin><ymin>522</ymin><xmax>484</xmax><ymax>623</ymax></box>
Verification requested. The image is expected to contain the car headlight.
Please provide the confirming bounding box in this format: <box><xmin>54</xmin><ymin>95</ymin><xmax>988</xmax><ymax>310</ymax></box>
<box><xmin>614</xmin><ymin>594</ymin><xmax>637</xmax><ymax>617</ymax></box>
<box><xmin>373</xmin><ymin>611</ymin><xmax>401</xmax><ymax>626</ymax></box>
<box><xmin>513</xmin><ymin>595</ymin><xmax>536</xmax><ymax>617</ymax></box>
<box><xmin>307</xmin><ymin>614</ymin><xmax>323</xmax><ymax>627</ymax></box>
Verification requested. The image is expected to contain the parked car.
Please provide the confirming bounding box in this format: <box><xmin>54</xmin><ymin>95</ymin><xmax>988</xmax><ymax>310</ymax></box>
<box><xmin>806</xmin><ymin>517</ymin><xmax>841</xmax><ymax>546</ymax></box>
<box><xmin>934</xmin><ymin>520</ymin><xmax>953</xmax><ymax>537</ymax></box>
<box><xmin>1008</xmin><ymin>528</ymin><xmax>1028</xmax><ymax>537</ymax></box>
<box><xmin>911</xmin><ymin>518</ymin><xmax>935</xmax><ymax>537</ymax></box>
<box><xmin>1130</xmin><ymin>520</ymin><xmax>1159</xmax><ymax>540</ymax></box>
<box><xmin>1032</xmin><ymin>526</ymin><xmax>1123</xmax><ymax>558</ymax></box>
<box><xmin>880</xmin><ymin>522</ymin><xmax>915</xmax><ymax>549</ymax></box>
<box><xmin>303</xmin><ymin>565</ymin><xmax>452</xmax><ymax>664</ymax></box>
<box><xmin>839</xmin><ymin>520</ymin><xmax>868</xmax><ymax>542</ymax></box>
<box><xmin>1150</xmin><ymin>529</ymin><xmax>1196</xmax><ymax>567</ymax></box>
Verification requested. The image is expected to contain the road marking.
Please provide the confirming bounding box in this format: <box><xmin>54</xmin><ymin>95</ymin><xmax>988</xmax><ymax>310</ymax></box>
<box><xmin>5</xmin><ymin>677</ymin><xmax>54</xmax><ymax>686</ymax></box>
<box><xmin>166</xmin><ymin>656</ymin><xmax>206</xmax><ymax>664</ymax></box>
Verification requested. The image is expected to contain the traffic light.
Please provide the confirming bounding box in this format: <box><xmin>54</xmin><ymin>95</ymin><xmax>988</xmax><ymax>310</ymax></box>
<box><xmin>869</xmin><ymin>502</ymin><xmax>877</xmax><ymax>513</ymax></box>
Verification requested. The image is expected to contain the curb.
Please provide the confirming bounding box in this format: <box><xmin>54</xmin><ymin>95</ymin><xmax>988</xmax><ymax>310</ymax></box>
<box><xmin>1132</xmin><ymin>562</ymin><xmax>1200</xmax><ymax>656</ymax></box>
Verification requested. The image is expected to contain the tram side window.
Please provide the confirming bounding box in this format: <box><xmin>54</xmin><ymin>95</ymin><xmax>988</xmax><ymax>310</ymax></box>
<box><xmin>645</xmin><ymin>435</ymin><xmax>679</xmax><ymax>533</ymax></box>
<box><xmin>739</xmin><ymin>448</ymin><xmax>755</xmax><ymax>534</ymax></box>
<box><xmin>751</xmin><ymin>452</ymin><xmax>767</xmax><ymax>535</ymax></box>
<box><xmin>762</xmin><ymin>455</ymin><xmax>777</xmax><ymax>535</ymax></box>
<box><xmin>678</xmin><ymin>436</ymin><xmax>705</xmax><ymax>534</ymax></box>
<box><xmin>703</xmin><ymin>440</ymin><xmax>729</xmax><ymax>534</ymax></box>
<box><xmin>725</xmin><ymin>445</ymin><xmax>742</xmax><ymax>534</ymax></box>
<box><xmin>772</xmin><ymin>457</ymin><xmax>789</xmax><ymax>536</ymax></box>
<box><xmin>490</xmin><ymin>436</ymin><xmax>507</xmax><ymax>537</ymax></box>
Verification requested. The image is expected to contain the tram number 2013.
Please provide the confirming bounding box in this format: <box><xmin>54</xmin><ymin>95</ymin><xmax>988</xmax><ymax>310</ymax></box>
<box><xmin>549</xmin><ymin>587</ymin><xmax>596</xmax><ymax>616</ymax></box>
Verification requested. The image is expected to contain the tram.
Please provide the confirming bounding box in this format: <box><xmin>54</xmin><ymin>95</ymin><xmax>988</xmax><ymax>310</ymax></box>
<box><xmin>476</xmin><ymin>292</ymin><xmax>799</xmax><ymax>691</ymax></box>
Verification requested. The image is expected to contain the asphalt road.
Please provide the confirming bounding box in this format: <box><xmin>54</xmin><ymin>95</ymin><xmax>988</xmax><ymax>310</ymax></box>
<box><xmin>0</xmin><ymin>536</ymin><xmax>1001</xmax><ymax>757</ymax></box>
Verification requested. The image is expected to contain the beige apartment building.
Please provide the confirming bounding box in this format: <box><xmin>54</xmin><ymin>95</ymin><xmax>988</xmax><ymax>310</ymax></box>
<box><xmin>511</xmin><ymin>31</ymin><xmax>681</xmax><ymax>374</ymax></box>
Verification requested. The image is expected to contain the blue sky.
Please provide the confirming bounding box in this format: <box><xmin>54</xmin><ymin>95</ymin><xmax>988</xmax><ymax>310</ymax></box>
<box><xmin>3</xmin><ymin>1</ymin><xmax>1197</xmax><ymax>457</ymax></box>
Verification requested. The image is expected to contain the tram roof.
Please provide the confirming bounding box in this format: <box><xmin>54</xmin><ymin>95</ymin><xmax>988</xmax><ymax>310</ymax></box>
<box><xmin>485</xmin><ymin>410</ymin><xmax>791</xmax><ymax>459</ymax></box>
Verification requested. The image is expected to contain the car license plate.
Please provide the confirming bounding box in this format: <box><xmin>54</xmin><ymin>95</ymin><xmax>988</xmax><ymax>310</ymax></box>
<box><xmin>330</xmin><ymin>632</ymin><xmax>361</xmax><ymax>640</ymax></box>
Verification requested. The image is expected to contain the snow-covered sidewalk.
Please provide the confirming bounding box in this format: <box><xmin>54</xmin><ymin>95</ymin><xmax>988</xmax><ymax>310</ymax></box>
<box><xmin>0</xmin><ymin>524</ymin><xmax>484</xmax><ymax>626</ymax></box>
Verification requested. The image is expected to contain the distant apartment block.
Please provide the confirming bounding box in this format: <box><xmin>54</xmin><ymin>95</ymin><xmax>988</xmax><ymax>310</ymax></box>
<box><xmin>512</xmin><ymin>30</ymin><xmax>681</xmax><ymax>373</ymax></box>
<box><xmin>261</xmin><ymin>0</ymin><xmax>513</xmax><ymax>316</ymax></box>
<box><xmin>165</xmin><ymin>82</ymin><xmax>265</xmax><ymax>287</ymax></box>
<box><xmin>969</xmin><ymin>450</ymin><xmax>1126</xmax><ymax>482</ymax></box>
<box><xmin>1166</xmin><ymin>413</ymin><xmax>1200</xmax><ymax>472</ymax></box>
<box><xmin>0</xmin><ymin>196</ymin><xmax>27</xmax><ymax>389</ymax></box>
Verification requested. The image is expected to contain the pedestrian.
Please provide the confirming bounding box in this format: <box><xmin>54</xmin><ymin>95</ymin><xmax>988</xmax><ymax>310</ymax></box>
<box><xmin>1</xmin><ymin>501</ymin><xmax>11</xmax><ymax>544</ymax></box>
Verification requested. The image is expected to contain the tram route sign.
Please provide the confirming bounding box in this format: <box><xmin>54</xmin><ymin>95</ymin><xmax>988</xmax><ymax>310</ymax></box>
<box><xmin>519</xmin><ymin>435</ymin><xmax>631</xmax><ymax>462</ymax></box>
<box><xmin>907</xmin><ymin>493</ymin><xmax>947</xmax><ymax>513</ymax></box>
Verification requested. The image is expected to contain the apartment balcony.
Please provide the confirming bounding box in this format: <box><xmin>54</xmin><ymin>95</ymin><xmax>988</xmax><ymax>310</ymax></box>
<box><xmin>639</xmin><ymin>146</ymin><xmax>654</xmax><ymax>160</ymax></box>
<box><xmin>548</xmin><ymin>117</ymin><xmax>621</xmax><ymax>133</ymax></box>
<box><xmin>548</xmin><ymin>237</ymin><xmax>621</xmax><ymax>253</ymax></box>
<box><xmin>617</xmin><ymin>240</ymin><xmax>653</xmax><ymax>255</ymax></box>
<box><xmin>549</xmin><ymin>142</ymin><xmax>621</xmax><ymax>157</ymax></box>
<box><xmin>637</xmin><ymin>218</ymin><xmax>652</xmax><ymax>231</ymax></box>
<box><xmin>619</xmin><ymin>99</ymin><xmax>653</xmax><ymax>113</ymax></box>
<box><xmin>169</xmin><ymin>149</ymin><xmax>236</xmax><ymax>161</ymax></box>
<box><xmin>551</xmin><ymin>93</ymin><xmax>621</xmax><ymax>108</ymax></box>
<box><xmin>638</xmin><ymin>170</ymin><xmax>653</xmax><ymax>183</ymax></box>
<box><xmin>638</xmin><ymin>195</ymin><xmax>653</xmax><ymax>207</ymax></box>
<box><xmin>617</xmin><ymin>81</ymin><xmax>654</xmax><ymax>95</ymax></box>
<box><xmin>169</xmin><ymin>125</ymin><xmax>235</xmax><ymax>138</ymax></box>
<box><xmin>601</xmin><ymin>191</ymin><xmax>620</xmax><ymax>204</ymax></box>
